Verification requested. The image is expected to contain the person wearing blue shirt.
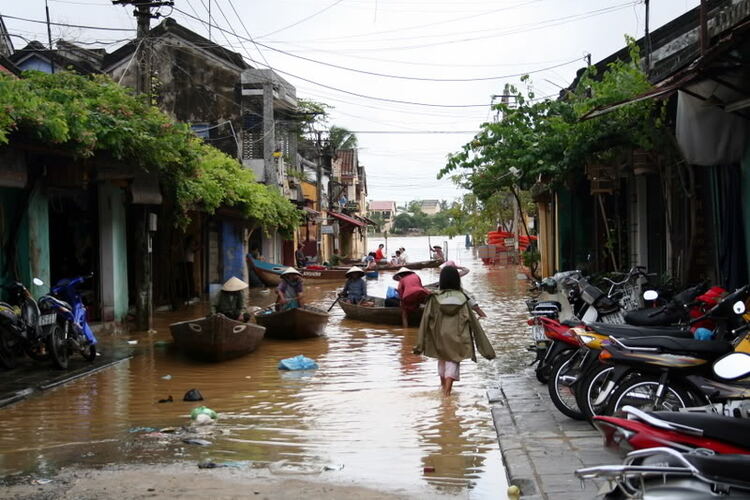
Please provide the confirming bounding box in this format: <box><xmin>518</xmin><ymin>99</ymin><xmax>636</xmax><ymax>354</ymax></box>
<box><xmin>341</xmin><ymin>266</ymin><xmax>367</xmax><ymax>304</ymax></box>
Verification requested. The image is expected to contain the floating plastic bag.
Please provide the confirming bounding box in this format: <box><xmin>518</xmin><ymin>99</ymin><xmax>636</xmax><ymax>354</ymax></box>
<box><xmin>190</xmin><ymin>406</ymin><xmax>218</xmax><ymax>421</ymax></box>
<box><xmin>278</xmin><ymin>355</ymin><xmax>318</xmax><ymax>371</ymax></box>
<box><xmin>386</xmin><ymin>286</ymin><xmax>399</xmax><ymax>299</ymax></box>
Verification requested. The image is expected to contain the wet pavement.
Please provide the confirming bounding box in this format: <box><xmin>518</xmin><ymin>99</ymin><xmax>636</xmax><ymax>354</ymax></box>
<box><xmin>0</xmin><ymin>236</ymin><xmax>534</xmax><ymax>498</ymax></box>
<box><xmin>489</xmin><ymin>374</ymin><xmax>619</xmax><ymax>499</ymax></box>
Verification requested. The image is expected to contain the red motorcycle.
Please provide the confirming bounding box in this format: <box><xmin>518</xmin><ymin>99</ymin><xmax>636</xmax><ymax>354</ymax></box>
<box><xmin>593</xmin><ymin>405</ymin><xmax>750</xmax><ymax>455</ymax></box>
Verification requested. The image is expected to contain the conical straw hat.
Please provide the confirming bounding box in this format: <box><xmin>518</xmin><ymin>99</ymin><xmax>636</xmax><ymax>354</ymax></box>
<box><xmin>222</xmin><ymin>276</ymin><xmax>248</xmax><ymax>292</ymax></box>
<box><xmin>345</xmin><ymin>266</ymin><xmax>365</xmax><ymax>276</ymax></box>
<box><xmin>393</xmin><ymin>267</ymin><xmax>413</xmax><ymax>278</ymax></box>
<box><xmin>281</xmin><ymin>267</ymin><xmax>302</xmax><ymax>276</ymax></box>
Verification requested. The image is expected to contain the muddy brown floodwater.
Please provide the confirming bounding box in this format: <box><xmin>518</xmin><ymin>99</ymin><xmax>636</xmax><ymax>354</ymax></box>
<box><xmin>0</xmin><ymin>236</ymin><xmax>533</xmax><ymax>498</ymax></box>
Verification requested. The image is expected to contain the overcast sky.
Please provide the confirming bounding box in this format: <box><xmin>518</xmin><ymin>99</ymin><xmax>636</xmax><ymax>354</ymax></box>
<box><xmin>3</xmin><ymin>0</ymin><xmax>699</xmax><ymax>204</ymax></box>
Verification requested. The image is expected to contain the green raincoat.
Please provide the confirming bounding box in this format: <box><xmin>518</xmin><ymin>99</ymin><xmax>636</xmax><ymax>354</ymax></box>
<box><xmin>414</xmin><ymin>289</ymin><xmax>496</xmax><ymax>362</ymax></box>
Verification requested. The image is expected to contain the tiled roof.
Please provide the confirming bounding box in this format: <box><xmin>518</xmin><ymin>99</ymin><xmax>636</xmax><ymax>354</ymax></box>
<box><xmin>335</xmin><ymin>149</ymin><xmax>356</xmax><ymax>177</ymax></box>
<box><xmin>369</xmin><ymin>201</ymin><xmax>396</xmax><ymax>211</ymax></box>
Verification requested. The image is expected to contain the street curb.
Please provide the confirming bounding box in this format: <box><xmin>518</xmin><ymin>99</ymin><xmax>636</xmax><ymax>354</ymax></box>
<box><xmin>0</xmin><ymin>356</ymin><xmax>132</xmax><ymax>409</ymax></box>
<box><xmin>488</xmin><ymin>373</ymin><xmax>619</xmax><ymax>499</ymax></box>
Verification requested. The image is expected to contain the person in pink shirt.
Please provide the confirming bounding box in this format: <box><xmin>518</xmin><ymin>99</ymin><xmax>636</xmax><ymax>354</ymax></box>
<box><xmin>394</xmin><ymin>267</ymin><xmax>430</xmax><ymax>328</ymax></box>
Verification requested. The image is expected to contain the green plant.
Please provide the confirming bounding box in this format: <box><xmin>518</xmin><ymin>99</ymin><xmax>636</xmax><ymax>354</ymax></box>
<box><xmin>0</xmin><ymin>71</ymin><xmax>300</xmax><ymax>233</ymax></box>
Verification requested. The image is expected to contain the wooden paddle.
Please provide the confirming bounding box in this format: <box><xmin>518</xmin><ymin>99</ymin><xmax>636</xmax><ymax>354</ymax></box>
<box><xmin>327</xmin><ymin>294</ymin><xmax>342</xmax><ymax>312</ymax></box>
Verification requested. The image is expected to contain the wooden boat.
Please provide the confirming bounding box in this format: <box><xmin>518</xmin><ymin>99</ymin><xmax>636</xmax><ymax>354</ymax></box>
<box><xmin>339</xmin><ymin>296</ymin><xmax>425</xmax><ymax>327</ymax></box>
<box><xmin>254</xmin><ymin>305</ymin><xmax>329</xmax><ymax>339</ymax></box>
<box><xmin>169</xmin><ymin>315</ymin><xmax>265</xmax><ymax>362</ymax></box>
<box><xmin>248</xmin><ymin>256</ymin><xmax>285</xmax><ymax>287</ymax></box>
<box><xmin>338</xmin><ymin>259</ymin><xmax>442</xmax><ymax>271</ymax></box>
<box><xmin>248</xmin><ymin>257</ymin><xmax>349</xmax><ymax>284</ymax></box>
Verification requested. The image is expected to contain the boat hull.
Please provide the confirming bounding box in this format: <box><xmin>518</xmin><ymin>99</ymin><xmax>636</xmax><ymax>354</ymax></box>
<box><xmin>254</xmin><ymin>305</ymin><xmax>329</xmax><ymax>339</ymax></box>
<box><xmin>339</xmin><ymin>296</ymin><xmax>424</xmax><ymax>327</ymax></box>
<box><xmin>169</xmin><ymin>315</ymin><xmax>265</xmax><ymax>362</ymax></box>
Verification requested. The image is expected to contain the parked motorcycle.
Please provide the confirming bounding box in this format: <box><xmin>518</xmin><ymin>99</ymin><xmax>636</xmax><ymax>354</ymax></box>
<box><xmin>601</xmin><ymin>285</ymin><xmax>750</xmax><ymax>415</ymax></box>
<box><xmin>576</xmin><ymin>446</ymin><xmax>750</xmax><ymax>499</ymax></box>
<box><xmin>38</xmin><ymin>274</ymin><xmax>97</xmax><ymax>369</ymax></box>
<box><xmin>574</xmin><ymin>282</ymin><xmax>717</xmax><ymax>420</ymax></box>
<box><xmin>593</xmin><ymin>405</ymin><xmax>750</xmax><ymax>456</ymax></box>
<box><xmin>0</xmin><ymin>278</ymin><xmax>57</xmax><ymax>369</ymax></box>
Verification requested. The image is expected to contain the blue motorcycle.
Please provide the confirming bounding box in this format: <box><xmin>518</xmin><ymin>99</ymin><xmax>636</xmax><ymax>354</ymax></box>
<box><xmin>39</xmin><ymin>274</ymin><xmax>97</xmax><ymax>369</ymax></box>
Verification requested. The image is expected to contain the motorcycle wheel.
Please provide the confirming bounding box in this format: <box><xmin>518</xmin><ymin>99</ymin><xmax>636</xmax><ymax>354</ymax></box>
<box><xmin>82</xmin><ymin>343</ymin><xmax>96</xmax><ymax>362</ymax></box>
<box><xmin>0</xmin><ymin>327</ymin><xmax>17</xmax><ymax>369</ymax></box>
<box><xmin>47</xmin><ymin>324</ymin><xmax>69</xmax><ymax>370</ymax></box>
<box><xmin>547</xmin><ymin>349</ymin><xmax>585</xmax><ymax>420</ymax></box>
<box><xmin>575</xmin><ymin>364</ymin><xmax>616</xmax><ymax>421</ymax></box>
<box><xmin>606</xmin><ymin>375</ymin><xmax>694</xmax><ymax>415</ymax></box>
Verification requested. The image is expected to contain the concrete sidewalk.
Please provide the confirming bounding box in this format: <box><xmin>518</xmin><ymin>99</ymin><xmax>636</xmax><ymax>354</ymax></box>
<box><xmin>0</xmin><ymin>351</ymin><xmax>131</xmax><ymax>408</ymax></box>
<box><xmin>489</xmin><ymin>373</ymin><xmax>620</xmax><ymax>499</ymax></box>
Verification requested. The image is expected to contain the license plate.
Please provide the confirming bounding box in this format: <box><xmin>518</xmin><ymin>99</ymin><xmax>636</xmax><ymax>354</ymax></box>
<box><xmin>530</xmin><ymin>324</ymin><xmax>546</xmax><ymax>341</ymax></box>
<box><xmin>39</xmin><ymin>314</ymin><xmax>57</xmax><ymax>326</ymax></box>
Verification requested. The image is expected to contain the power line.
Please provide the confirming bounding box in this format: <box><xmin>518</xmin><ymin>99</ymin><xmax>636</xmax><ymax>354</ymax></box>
<box><xmin>258</xmin><ymin>0</ymin><xmax>347</xmax><ymax>39</ymax></box>
<box><xmin>2</xmin><ymin>13</ymin><xmax>136</xmax><ymax>32</ymax></box>
<box><xmin>171</xmin><ymin>8</ymin><xmax>493</xmax><ymax>108</ymax></box>
<box><xmin>171</xmin><ymin>6</ymin><xmax>587</xmax><ymax>83</ymax></box>
<box><xmin>257</xmin><ymin>0</ymin><xmax>543</xmax><ymax>41</ymax></box>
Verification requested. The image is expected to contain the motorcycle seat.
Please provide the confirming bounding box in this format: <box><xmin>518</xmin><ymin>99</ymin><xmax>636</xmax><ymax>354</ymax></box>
<box><xmin>680</xmin><ymin>453</ymin><xmax>750</xmax><ymax>488</ymax></box>
<box><xmin>562</xmin><ymin>319</ymin><xmax>583</xmax><ymax>327</ymax></box>
<box><xmin>649</xmin><ymin>411</ymin><xmax>750</xmax><ymax>451</ymax></box>
<box><xmin>623</xmin><ymin>307</ymin><xmax>685</xmax><ymax>327</ymax></box>
<box><xmin>586</xmin><ymin>322</ymin><xmax>693</xmax><ymax>339</ymax></box>
<box><xmin>611</xmin><ymin>336</ymin><xmax>732</xmax><ymax>355</ymax></box>
<box><xmin>40</xmin><ymin>296</ymin><xmax>71</xmax><ymax>311</ymax></box>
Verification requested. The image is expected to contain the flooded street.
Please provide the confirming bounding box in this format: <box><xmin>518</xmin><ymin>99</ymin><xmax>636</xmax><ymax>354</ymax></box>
<box><xmin>0</xmin><ymin>236</ymin><xmax>532</xmax><ymax>498</ymax></box>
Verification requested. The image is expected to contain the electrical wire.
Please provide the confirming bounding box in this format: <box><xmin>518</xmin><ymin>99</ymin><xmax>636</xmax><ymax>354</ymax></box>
<box><xmin>256</xmin><ymin>0</ymin><xmax>542</xmax><ymax>41</ymax></box>
<box><xmin>1</xmin><ymin>13</ymin><xmax>136</xmax><ymax>32</ymax></box>
<box><xmin>257</xmin><ymin>0</ymin><xmax>347</xmax><ymax>39</ymax></box>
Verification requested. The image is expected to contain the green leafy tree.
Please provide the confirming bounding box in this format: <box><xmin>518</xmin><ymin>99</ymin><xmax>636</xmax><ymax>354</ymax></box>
<box><xmin>0</xmin><ymin>71</ymin><xmax>300</xmax><ymax>233</ymax></box>
<box><xmin>329</xmin><ymin>125</ymin><xmax>358</xmax><ymax>152</ymax></box>
<box><xmin>440</xmin><ymin>39</ymin><xmax>665</xmax><ymax>199</ymax></box>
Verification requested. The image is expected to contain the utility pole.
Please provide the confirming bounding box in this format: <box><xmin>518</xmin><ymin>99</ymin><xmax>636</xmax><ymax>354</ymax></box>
<box><xmin>644</xmin><ymin>0</ymin><xmax>651</xmax><ymax>72</ymax></box>
<box><xmin>112</xmin><ymin>0</ymin><xmax>173</xmax><ymax>332</ymax></box>
<box><xmin>44</xmin><ymin>0</ymin><xmax>54</xmax><ymax>73</ymax></box>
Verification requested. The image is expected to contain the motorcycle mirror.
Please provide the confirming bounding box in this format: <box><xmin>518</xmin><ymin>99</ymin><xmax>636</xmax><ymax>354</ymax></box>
<box><xmin>643</xmin><ymin>290</ymin><xmax>659</xmax><ymax>301</ymax></box>
<box><xmin>32</xmin><ymin>278</ymin><xmax>44</xmax><ymax>286</ymax></box>
<box><xmin>733</xmin><ymin>300</ymin><xmax>746</xmax><ymax>315</ymax></box>
<box><xmin>713</xmin><ymin>352</ymin><xmax>750</xmax><ymax>380</ymax></box>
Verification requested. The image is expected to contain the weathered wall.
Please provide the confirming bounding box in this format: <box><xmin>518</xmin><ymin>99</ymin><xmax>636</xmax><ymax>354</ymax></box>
<box><xmin>98</xmin><ymin>182</ymin><xmax>129</xmax><ymax>321</ymax></box>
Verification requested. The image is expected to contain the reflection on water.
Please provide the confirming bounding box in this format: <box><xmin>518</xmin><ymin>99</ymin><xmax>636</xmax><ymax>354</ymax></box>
<box><xmin>0</xmin><ymin>236</ymin><xmax>532</xmax><ymax>498</ymax></box>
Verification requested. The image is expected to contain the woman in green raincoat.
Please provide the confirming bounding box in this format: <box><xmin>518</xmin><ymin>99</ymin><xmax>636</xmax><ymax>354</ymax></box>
<box><xmin>414</xmin><ymin>266</ymin><xmax>495</xmax><ymax>396</ymax></box>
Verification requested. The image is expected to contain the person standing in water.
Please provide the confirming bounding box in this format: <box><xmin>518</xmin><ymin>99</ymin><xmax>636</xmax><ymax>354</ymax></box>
<box><xmin>276</xmin><ymin>268</ymin><xmax>304</xmax><ymax>311</ymax></box>
<box><xmin>414</xmin><ymin>266</ymin><xmax>495</xmax><ymax>396</ymax></box>
<box><xmin>393</xmin><ymin>267</ymin><xmax>430</xmax><ymax>328</ymax></box>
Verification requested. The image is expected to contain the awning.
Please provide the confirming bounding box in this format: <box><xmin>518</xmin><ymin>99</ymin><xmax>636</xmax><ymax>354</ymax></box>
<box><xmin>328</xmin><ymin>210</ymin><xmax>364</xmax><ymax>227</ymax></box>
<box><xmin>355</xmin><ymin>215</ymin><xmax>377</xmax><ymax>226</ymax></box>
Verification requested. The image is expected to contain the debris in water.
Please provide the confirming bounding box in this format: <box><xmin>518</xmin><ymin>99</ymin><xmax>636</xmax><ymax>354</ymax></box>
<box><xmin>127</xmin><ymin>340</ymin><xmax>138</xmax><ymax>345</ymax></box>
<box><xmin>198</xmin><ymin>462</ymin><xmax>220</xmax><ymax>469</ymax></box>
<box><xmin>278</xmin><ymin>355</ymin><xmax>318</xmax><ymax>371</ymax></box>
<box><xmin>128</xmin><ymin>426</ymin><xmax>158</xmax><ymax>433</ymax></box>
<box><xmin>323</xmin><ymin>464</ymin><xmax>344</xmax><ymax>471</ymax></box>
<box><xmin>161</xmin><ymin>374</ymin><xmax>172</xmax><ymax>380</ymax></box>
<box><xmin>32</xmin><ymin>479</ymin><xmax>52</xmax><ymax>485</ymax></box>
<box><xmin>423</xmin><ymin>466</ymin><xmax>435</xmax><ymax>473</ymax></box>
<box><xmin>183</xmin><ymin>438</ymin><xmax>212</xmax><ymax>446</ymax></box>
<box><xmin>158</xmin><ymin>395</ymin><xmax>173</xmax><ymax>403</ymax></box>
<box><xmin>183</xmin><ymin>388</ymin><xmax>204</xmax><ymax>401</ymax></box>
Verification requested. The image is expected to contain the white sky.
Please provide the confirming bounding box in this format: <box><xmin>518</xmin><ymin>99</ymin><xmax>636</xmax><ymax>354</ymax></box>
<box><xmin>3</xmin><ymin>0</ymin><xmax>699</xmax><ymax>203</ymax></box>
